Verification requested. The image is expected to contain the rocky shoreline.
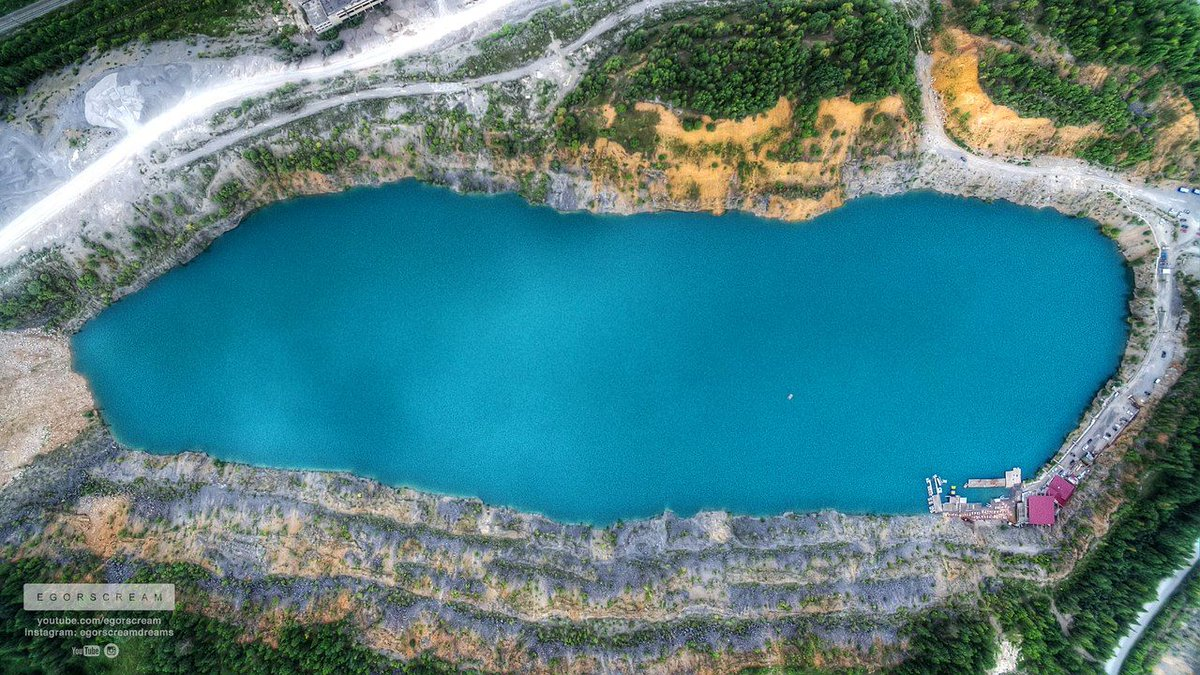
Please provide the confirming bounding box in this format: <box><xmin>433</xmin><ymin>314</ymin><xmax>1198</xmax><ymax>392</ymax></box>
<box><xmin>1</xmin><ymin>422</ymin><xmax>1069</xmax><ymax>671</ymax></box>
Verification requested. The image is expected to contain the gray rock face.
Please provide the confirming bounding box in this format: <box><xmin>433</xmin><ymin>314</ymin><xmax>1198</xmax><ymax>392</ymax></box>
<box><xmin>84</xmin><ymin>65</ymin><xmax>194</xmax><ymax>131</ymax></box>
<box><xmin>0</xmin><ymin>425</ymin><xmax>1060</xmax><ymax>669</ymax></box>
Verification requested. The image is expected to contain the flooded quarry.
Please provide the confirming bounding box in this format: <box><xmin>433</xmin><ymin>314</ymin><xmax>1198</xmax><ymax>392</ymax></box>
<box><xmin>71</xmin><ymin>183</ymin><xmax>1130</xmax><ymax>522</ymax></box>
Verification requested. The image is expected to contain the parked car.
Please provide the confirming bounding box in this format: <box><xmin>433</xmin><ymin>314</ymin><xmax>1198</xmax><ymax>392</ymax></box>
<box><xmin>1181</xmin><ymin>187</ymin><xmax>1194</xmax><ymax>193</ymax></box>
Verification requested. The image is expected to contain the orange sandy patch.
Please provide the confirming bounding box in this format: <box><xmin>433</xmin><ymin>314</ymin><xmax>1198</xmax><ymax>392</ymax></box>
<box><xmin>599</xmin><ymin>104</ymin><xmax>617</xmax><ymax>127</ymax></box>
<box><xmin>640</xmin><ymin>98</ymin><xmax>795</xmax><ymax>146</ymax></box>
<box><xmin>602</xmin><ymin>96</ymin><xmax>909</xmax><ymax>218</ymax></box>
<box><xmin>933</xmin><ymin>29</ymin><xmax>1098</xmax><ymax>157</ymax></box>
<box><xmin>73</xmin><ymin>495</ymin><xmax>132</xmax><ymax>558</ymax></box>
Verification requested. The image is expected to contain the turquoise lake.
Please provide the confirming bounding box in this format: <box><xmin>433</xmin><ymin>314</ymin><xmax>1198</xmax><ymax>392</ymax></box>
<box><xmin>72</xmin><ymin>183</ymin><xmax>1130</xmax><ymax>523</ymax></box>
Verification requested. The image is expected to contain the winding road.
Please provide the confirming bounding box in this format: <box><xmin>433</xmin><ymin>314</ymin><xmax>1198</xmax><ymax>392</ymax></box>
<box><xmin>0</xmin><ymin>0</ymin><xmax>565</xmax><ymax>261</ymax></box>
<box><xmin>1106</xmin><ymin>541</ymin><xmax>1200</xmax><ymax>674</ymax></box>
<box><xmin>163</xmin><ymin>0</ymin><xmax>686</xmax><ymax>171</ymax></box>
<box><xmin>917</xmin><ymin>52</ymin><xmax>1192</xmax><ymax>497</ymax></box>
<box><xmin>0</xmin><ymin>0</ymin><xmax>708</xmax><ymax>262</ymax></box>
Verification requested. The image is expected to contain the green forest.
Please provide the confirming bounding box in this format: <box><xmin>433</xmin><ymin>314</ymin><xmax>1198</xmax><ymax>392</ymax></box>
<box><xmin>952</xmin><ymin>0</ymin><xmax>1200</xmax><ymax>109</ymax></box>
<box><xmin>1040</xmin><ymin>0</ymin><xmax>1200</xmax><ymax>109</ymax></box>
<box><xmin>978</xmin><ymin>51</ymin><xmax>1134</xmax><ymax>132</ymax></box>
<box><xmin>0</xmin><ymin>0</ymin><xmax>37</xmax><ymax>15</ymax></box>
<box><xmin>892</xmin><ymin>606</ymin><xmax>997</xmax><ymax>674</ymax></box>
<box><xmin>950</xmin><ymin>0</ymin><xmax>1200</xmax><ymax>170</ymax></box>
<box><xmin>557</xmin><ymin>0</ymin><xmax>917</xmax><ymax>149</ymax></box>
<box><xmin>1119</xmin><ymin>566</ymin><xmax>1200</xmax><ymax>674</ymax></box>
<box><xmin>950</xmin><ymin>0</ymin><xmax>1031</xmax><ymax>43</ymax></box>
<box><xmin>0</xmin><ymin>0</ymin><xmax>257</xmax><ymax>96</ymax></box>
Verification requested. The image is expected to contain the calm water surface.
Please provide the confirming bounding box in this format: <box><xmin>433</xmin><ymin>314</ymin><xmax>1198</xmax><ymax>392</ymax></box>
<box><xmin>73</xmin><ymin>183</ymin><xmax>1130</xmax><ymax>522</ymax></box>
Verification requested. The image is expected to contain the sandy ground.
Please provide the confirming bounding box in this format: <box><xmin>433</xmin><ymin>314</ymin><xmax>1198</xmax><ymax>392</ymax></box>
<box><xmin>932</xmin><ymin>28</ymin><xmax>1200</xmax><ymax>181</ymax></box>
<box><xmin>587</xmin><ymin>94</ymin><xmax>911</xmax><ymax>220</ymax></box>
<box><xmin>932</xmin><ymin>29</ymin><xmax>1098</xmax><ymax>158</ymax></box>
<box><xmin>0</xmin><ymin>330</ymin><xmax>94</xmax><ymax>486</ymax></box>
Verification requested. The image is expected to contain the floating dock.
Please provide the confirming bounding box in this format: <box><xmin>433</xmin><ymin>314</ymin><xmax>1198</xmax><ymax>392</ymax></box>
<box><xmin>927</xmin><ymin>475</ymin><xmax>944</xmax><ymax>513</ymax></box>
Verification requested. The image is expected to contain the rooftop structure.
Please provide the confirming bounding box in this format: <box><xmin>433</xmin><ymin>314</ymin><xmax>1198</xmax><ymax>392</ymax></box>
<box><xmin>1047</xmin><ymin>475</ymin><xmax>1076</xmax><ymax>506</ymax></box>
<box><xmin>1027</xmin><ymin>495</ymin><xmax>1056</xmax><ymax>526</ymax></box>
<box><xmin>297</xmin><ymin>0</ymin><xmax>384</xmax><ymax>33</ymax></box>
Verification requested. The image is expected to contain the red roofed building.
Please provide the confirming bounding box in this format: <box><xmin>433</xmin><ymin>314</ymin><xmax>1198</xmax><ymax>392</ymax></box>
<box><xmin>1048</xmin><ymin>475</ymin><xmax>1076</xmax><ymax>506</ymax></box>
<box><xmin>1027</xmin><ymin>495</ymin><xmax>1056</xmax><ymax>526</ymax></box>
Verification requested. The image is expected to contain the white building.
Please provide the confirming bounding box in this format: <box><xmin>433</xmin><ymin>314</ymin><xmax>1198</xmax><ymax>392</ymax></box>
<box><xmin>298</xmin><ymin>0</ymin><xmax>385</xmax><ymax>33</ymax></box>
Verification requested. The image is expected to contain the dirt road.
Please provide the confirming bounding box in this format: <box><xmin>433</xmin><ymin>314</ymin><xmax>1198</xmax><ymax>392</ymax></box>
<box><xmin>0</xmin><ymin>0</ymin><xmax>78</xmax><ymax>36</ymax></box>
<box><xmin>0</xmin><ymin>0</ymin><xmax>709</xmax><ymax>263</ymax></box>
<box><xmin>913</xmin><ymin>52</ymin><xmax>1194</xmax><ymax>491</ymax></box>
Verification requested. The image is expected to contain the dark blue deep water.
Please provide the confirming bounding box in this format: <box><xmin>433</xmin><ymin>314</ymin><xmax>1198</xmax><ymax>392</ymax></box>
<box><xmin>72</xmin><ymin>183</ymin><xmax>1130</xmax><ymax>522</ymax></box>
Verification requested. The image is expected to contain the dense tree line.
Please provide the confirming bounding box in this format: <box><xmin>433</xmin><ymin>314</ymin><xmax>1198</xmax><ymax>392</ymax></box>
<box><xmin>1041</xmin><ymin>0</ymin><xmax>1200</xmax><ymax>108</ymax></box>
<box><xmin>624</xmin><ymin>1</ymin><xmax>914</xmax><ymax>120</ymax></box>
<box><xmin>950</xmin><ymin>0</ymin><xmax>1031</xmax><ymax>44</ymax></box>
<box><xmin>951</xmin><ymin>0</ymin><xmax>1200</xmax><ymax>109</ymax></box>
<box><xmin>0</xmin><ymin>0</ymin><xmax>253</xmax><ymax>96</ymax></box>
<box><xmin>1120</xmin><ymin>567</ymin><xmax>1200</xmax><ymax>674</ymax></box>
<box><xmin>557</xmin><ymin>0</ymin><xmax>917</xmax><ymax>147</ymax></box>
<box><xmin>891</xmin><ymin>606</ymin><xmax>997</xmax><ymax>674</ymax></box>
<box><xmin>1077</xmin><ymin>132</ymin><xmax>1155</xmax><ymax>170</ymax></box>
<box><xmin>0</xmin><ymin>0</ymin><xmax>37</xmax><ymax>14</ymax></box>
<box><xmin>977</xmin><ymin>49</ymin><xmax>1157</xmax><ymax>168</ymax></box>
<box><xmin>243</xmin><ymin>139</ymin><xmax>360</xmax><ymax>175</ymax></box>
<box><xmin>978</xmin><ymin>50</ymin><xmax>1135</xmax><ymax>132</ymax></box>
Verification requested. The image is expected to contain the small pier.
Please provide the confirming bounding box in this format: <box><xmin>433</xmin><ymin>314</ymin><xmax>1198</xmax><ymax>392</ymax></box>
<box><xmin>925</xmin><ymin>469</ymin><xmax>1019</xmax><ymax>523</ymax></box>
<box><xmin>926</xmin><ymin>475</ymin><xmax>944</xmax><ymax>514</ymax></box>
<box><xmin>964</xmin><ymin>468</ymin><xmax>1022</xmax><ymax>490</ymax></box>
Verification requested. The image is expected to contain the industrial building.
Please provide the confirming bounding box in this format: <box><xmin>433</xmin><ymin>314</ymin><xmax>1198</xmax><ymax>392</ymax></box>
<box><xmin>297</xmin><ymin>0</ymin><xmax>385</xmax><ymax>33</ymax></box>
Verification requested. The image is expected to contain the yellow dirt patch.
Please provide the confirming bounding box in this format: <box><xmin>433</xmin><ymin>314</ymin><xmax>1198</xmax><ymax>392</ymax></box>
<box><xmin>591</xmin><ymin>96</ymin><xmax>909</xmax><ymax>218</ymax></box>
<box><xmin>933</xmin><ymin>29</ymin><xmax>1098</xmax><ymax>157</ymax></box>
<box><xmin>641</xmin><ymin>98</ymin><xmax>795</xmax><ymax>146</ymax></box>
<box><xmin>72</xmin><ymin>495</ymin><xmax>132</xmax><ymax>558</ymax></box>
<box><xmin>1</xmin><ymin>330</ymin><xmax>94</xmax><ymax>487</ymax></box>
<box><xmin>599</xmin><ymin>104</ymin><xmax>617</xmax><ymax>127</ymax></box>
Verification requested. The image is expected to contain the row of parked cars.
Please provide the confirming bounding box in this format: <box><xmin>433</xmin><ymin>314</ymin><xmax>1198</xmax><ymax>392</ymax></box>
<box><xmin>1180</xmin><ymin>186</ymin><xmax>1200</xmax><ymax>194</ymax></box>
